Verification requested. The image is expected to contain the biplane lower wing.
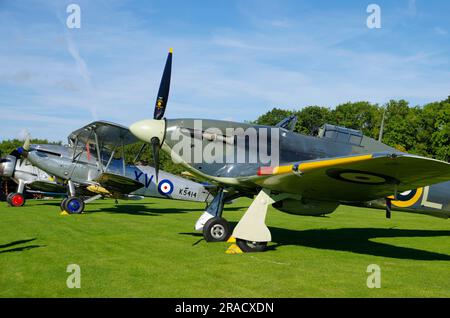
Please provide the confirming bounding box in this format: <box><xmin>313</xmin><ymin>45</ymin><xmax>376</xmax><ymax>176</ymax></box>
<box><xmin>253</xmin><ymin>152</ymin><xmax>450</xmax><ymax>202</ymax></box>
<box><xmin>28</xmin><ymin>180</ymin><xmax>67</xmax><ymax>193</ymax></box>
<box><xmin>95</xmin><ymin>172</ymin><xmax>144</xmax><ymax>194</ymax></box>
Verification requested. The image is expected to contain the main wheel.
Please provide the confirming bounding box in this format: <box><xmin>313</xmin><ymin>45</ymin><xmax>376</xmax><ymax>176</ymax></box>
<box><xmin>63</xmin><ymin>197</ymin><xmax>85</xmax><ymax>214</ymax></box>
<box><xmin>203</xmin><ymin>217</ymin><xmax>231</xmax><ymax>242</ymax></box>
<box><xmin>9</xmin><ymin>193</ymin><xmax>25</xmax><ymax>207</ymax></box>
<box><xmin>236</xmin><ymin>239</ymin><xmax>268</xmax><ymax>253</ymax></box>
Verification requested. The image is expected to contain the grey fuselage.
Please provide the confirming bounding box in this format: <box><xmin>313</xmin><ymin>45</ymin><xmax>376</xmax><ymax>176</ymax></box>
<box><xmin>161</xmin><ymin>118</ymin><xmax>450</xmax><ymax>218</ymax></box>
<box><xmin>26</xmin><ymin>144</ymin><xmax>211</xmax><ymax>202</ymax></box>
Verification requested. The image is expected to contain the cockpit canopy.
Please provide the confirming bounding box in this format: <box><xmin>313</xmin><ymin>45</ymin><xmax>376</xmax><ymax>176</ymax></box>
<box><xmin>318</xmin><ymin>124</ymin><xmax>363</xmax><ymax>146</ymax></box>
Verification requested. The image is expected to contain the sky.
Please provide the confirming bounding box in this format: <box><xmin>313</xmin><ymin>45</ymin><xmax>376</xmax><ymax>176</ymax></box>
<box><xmin>0</xmin><ymin>0</ymin><xmax>449</xmax><ymax>142</ymax></box>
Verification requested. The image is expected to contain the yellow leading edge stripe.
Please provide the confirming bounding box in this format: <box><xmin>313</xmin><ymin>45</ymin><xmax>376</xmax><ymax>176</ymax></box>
<box><xmin>272</xmin><ymin>154</ymin><xmax>374</xmax><ymax>175</ymax></box>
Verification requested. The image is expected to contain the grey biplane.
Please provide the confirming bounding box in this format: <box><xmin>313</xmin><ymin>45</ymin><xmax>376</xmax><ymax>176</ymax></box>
<box><xmin>0</xmin><ymin>145</ymin><xmax>66</xmax><ymax>206</ymax></box>
<box><xmin>12</xmin><ymin>121</ymin><xmax>212</xmax><ymax>214</ymax></box>
<box><xmin>130</xmin><ymin>49</ymin><xmax>450</xmax><ymax>252</ymax></box>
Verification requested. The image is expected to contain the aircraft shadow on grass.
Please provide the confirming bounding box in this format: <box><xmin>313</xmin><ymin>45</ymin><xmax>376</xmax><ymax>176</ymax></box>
<box><xmin>86</xmin><ymin>203</ymin><xmax>246</xmax><ymax>217</ymax></box>
<box><xmin>268</xmin><ymin>227</ymin><xmax>450</xmax><ymax>261</ymax></box>
<box><xmin>181</xmin><ymin>226</ymin><xmax>450</xmax><ymax>261</ymax></box>
<box><xmin>0</xmin><ymin>238</ymin><xmax>44</xmax><ymax>255</ymax></box>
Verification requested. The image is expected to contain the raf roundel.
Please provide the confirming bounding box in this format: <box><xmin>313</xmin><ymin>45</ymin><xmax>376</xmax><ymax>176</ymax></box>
<box><xmin>158</xmin><ymin>179</ymin><xmax>174</xmax><ymax>195</ymax></box>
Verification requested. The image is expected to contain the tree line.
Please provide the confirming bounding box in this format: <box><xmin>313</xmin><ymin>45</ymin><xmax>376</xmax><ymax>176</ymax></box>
<box><xmin>254</xmin><ymin>97</ymin><xmax>450</xmax><ymax>162</ymax></box>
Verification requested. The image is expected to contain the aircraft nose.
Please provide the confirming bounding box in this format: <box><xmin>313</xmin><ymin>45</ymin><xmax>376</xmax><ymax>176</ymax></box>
<box><xmin>130</xmin><ymin>119</ymin><xmax>166</xmax><ymax>145</ymax></box>
<box><xmin>0</xmin><ymin>156</ymin><xmax>15</xmax><ymax>178</ymax></box>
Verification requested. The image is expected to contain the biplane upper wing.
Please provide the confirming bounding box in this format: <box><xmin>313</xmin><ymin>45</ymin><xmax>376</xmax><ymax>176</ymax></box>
<box><xmin>68</xmin><ymin>120</ymin><xmax>139</xmax><ymax>149</ymax></box>
<box><xmin>252</xmin><ymin>152</ymin><xmax>450</xmax><ymax>202</ymax></box>
<box><xmin>69</xmin><ymin>121</ymin><xmax>144</xmax><ymax>194</ymax></box>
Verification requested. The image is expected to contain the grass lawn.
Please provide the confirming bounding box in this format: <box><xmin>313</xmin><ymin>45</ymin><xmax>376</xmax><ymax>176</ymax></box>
<box><xmin>0</xmin><ymin>197</ymin><xmax>449</xmax><ymax>297</ymax></box>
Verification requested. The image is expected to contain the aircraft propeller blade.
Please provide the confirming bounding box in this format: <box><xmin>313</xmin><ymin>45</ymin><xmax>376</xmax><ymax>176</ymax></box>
<box><xmin>151</xmin><ymin>137</ymin><xmax>160</xmax><ymax>183</ymax></box>
<box><xmin>17</xmin><ymin>134</ymin><xmax>31</xmax><ymax>165</ymax></box>
<box><xmin>23</xmin><ymin>135</ymin><xmax>30</xmax><ymax>152</ymax></box>
<box><xmin>153</xmin><ymin>48</ymin><xmax>172</xmax><ymax>120</ymax></box>
<box><xmin>130</xmin><ymin>49</ymin><xmax>172</xmax><ymax>183</ymax></box>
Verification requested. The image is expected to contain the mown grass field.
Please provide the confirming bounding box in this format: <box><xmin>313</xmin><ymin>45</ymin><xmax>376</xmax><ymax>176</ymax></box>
<box><xmin>0</xmin><ymin>197</ymin><xmax>449</xmax><ymax>297</ymax></box>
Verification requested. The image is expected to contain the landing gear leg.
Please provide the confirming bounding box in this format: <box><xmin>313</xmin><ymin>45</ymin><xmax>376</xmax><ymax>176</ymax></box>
<box><xmin>7</xmin><ymin>180</ymin><xmax>26</xmax><ymax>207</ymax></box>
<box><xmin>195</xmin><ymin>189</ymin><xmax>232</xmax><ymax>242</ymax></box>
<box><xmin>231</xmin><ymin>189</ymin><xmax>287</xmax><ymax>253</ymax></box>
<box><xmin>60</xmin><ymin>180</ymin><xmax>85</xmax><ymax>214</ymax></box>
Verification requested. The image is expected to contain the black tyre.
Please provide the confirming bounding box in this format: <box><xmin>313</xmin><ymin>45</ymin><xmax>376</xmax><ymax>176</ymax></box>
<box><xmin>236</xmin><ymin>239</ymin><xmax>268</xmax><ymax>253</ymax></box>
<box><xmin>6</xmin><ymin>193</ymin><xmax>14</xmax><ymax>205</ymax></box>
<box><xmin>63</xmin><ymin>197</ymin><xmax>85</xmax><ymax>214</ymax></box>
<box><xmin>203</xmin><ymin>217</ymin><xmax>231</xmax><ymax>242</ymax></box>
<box><xmin>60</xmin><ymin>198</ymin><xmax>67</xmax><ymax>211</ymax></box>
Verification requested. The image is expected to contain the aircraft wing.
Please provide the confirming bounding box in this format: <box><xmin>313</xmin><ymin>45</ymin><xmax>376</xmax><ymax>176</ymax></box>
<box><xmin>27</xmin><ymin>181</ymin><xmax>67</xmax><ymax>193</ymax></box>
<box><xmin>252</xmin><ymin>152</ymin><xmax>450</xmax><ymax>202</ymax></box>
<box><xmin>68</xmin><ymin>121</ymin><xmax>139</xmax><ymax>149</ymax></box>
<box><xmin>94</xmin><ymin>172</ymin><xmax>144</xmax><ymax>194</ymax></box>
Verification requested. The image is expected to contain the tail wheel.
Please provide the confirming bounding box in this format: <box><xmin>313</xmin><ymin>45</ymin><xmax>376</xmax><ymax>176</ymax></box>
<box><xmin>236</xmin><ymin>239</ymin><xmax>268</xmax><ymax>253</ymax></box>
<box><xmin>203</xmin><ymin>217</ymin><xmax>231</xmax><ymax>242</ymax></box>
<box><xmin>9</xmin><ymin>193</ymin><xmax>25</xmax><ymax>207</ymax></box>
<box><xmin>63</xmin><ymin>197</ymin><xmax>85</xmax><ymax>214</ymax></box>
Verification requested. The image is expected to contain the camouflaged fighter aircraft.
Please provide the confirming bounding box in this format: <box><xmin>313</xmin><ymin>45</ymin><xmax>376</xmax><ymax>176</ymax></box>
<box><xmin>0</xmin><ymin>143</ymin><xmax>66</xmax><ymax>206</ymax></box>
<box><xmin>129</xmin><ymin>49</ymin><xmax>450</xmax><ymax>253</ymax></box>
<box><xmin>12</xmin><ymin>121</ymin><xmax>212</xmax><ymax>214</ymax></box>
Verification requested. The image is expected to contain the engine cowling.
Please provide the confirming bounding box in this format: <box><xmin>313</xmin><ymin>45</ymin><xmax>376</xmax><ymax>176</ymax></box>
<box><xmin>272</xmin><ymin>198</ymin><xmax>339</xmax><ymax>216</ymax></box>
<box><xmin>0</xmin><ymin>155</ymin><xmax>17</xmax><ymax>178</ymax></box>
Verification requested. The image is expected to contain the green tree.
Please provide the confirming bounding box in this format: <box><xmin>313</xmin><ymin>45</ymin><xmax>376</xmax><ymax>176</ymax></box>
<box><xmin>294</xmin><ymin>106</ymin><xmax>331</xmax><ymax>135</ymax></box>
<box><xmin>331</xmin><ymin>101</ymin><xmax>381</xmax><ymax>139</ymax></box>
<box><xmin>253</xmin><ymin>108</ymin><xmax>294</xmax><ymax>126</ymax></box>
<box><xmin>0</xmin><ymin>139</ymin><xmax>61</xmax><ymax>157</ymax></box>
<box><xmin>381</xmin><ymin>100</ymin><xmax>419</xmax><ymax>152</ymax></box>
<box><xmin>426</xmin><ymin>98</ymin><xmax>450</xmax><ymax>161</ymax></box>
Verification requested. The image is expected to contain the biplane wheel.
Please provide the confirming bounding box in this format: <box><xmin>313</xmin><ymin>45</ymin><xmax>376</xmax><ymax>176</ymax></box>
<box><xmin>203</xmin><ymin>217</ymin><xmax>231</xmax><ymax>242</ymax></box>
<box><xmin>9</xmin><ymin>193</ymin><xmax>25</xmax><ymax>207</ymax></box>
<box><xmin>60</xmin><ymin>198</ymin><xmax>67</xmax><ymax>211</ymax></box>
<box><xmin>64</xmin><ymin>197</ymin><xmax>85</xmax><ymax>214</ymax></box>
<box><xmin>6</xmin><ymin>193</ymin><xmax>14</xmax><ymax>205</ymax></box>
<box><xmin>236</xmin><ymin>239</ymin><xmax>268</xmax><ymax>253</ymax></box>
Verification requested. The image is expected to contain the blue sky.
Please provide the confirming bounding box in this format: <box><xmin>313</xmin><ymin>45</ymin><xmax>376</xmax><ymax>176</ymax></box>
<box><xmin>0</xmin><ymin>0</ymin><xmax>449</xmax><ymax>141</ymax></box>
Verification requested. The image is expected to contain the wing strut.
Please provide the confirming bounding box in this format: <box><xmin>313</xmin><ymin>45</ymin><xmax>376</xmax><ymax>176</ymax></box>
<box><xmin>93</xmin><ymin>129</ymin><xmax>103</xmax><ymax>173</ymax></box>
<box><xmin>104</xmin><ymin>146</ymin><xmax>117</xmax><ymax>170</ymax></box>
<box><xmin>133</xmin><ymin>143</ymin><xmax>147</xmax><ymax>163</ymax></box>
<box><xmin>121</xmin><ymin>139</ymin><xmax>126</xmax><ymax>176</ymax></box>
